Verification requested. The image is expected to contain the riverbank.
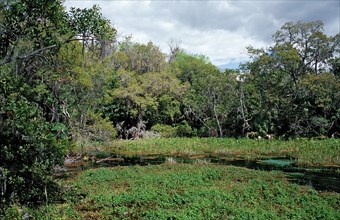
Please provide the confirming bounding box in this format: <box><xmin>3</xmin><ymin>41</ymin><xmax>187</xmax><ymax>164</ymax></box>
<box><xmin>103</xmin><ymin>138</ymin><xmax>340</xmax><ymax>167</ymax></box>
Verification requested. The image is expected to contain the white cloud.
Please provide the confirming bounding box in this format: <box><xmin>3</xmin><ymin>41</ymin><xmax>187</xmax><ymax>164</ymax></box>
<box><xmin>64</xmin><ymin>0</ymin><xmax>339</xmax><ymax>67</ymax></box>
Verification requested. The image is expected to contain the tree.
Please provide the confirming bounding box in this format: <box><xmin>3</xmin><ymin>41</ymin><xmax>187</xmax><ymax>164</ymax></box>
<box><xmin>111</xmin><ymin>40</ymin><xmax>166</xmax><ymax>74</ymax></box>
<box><xmin>58</xmin><ymin>42</ymin><xmax>117</xmax><ymax>146</ymax></box>
<box><xmin>104</xmin><ymin>39</ymin><xmax>188</xmax><ymax>138</ymax></box>
<box><xmin>244</xmin><ymin>21</ymin><xmax>340</xmax><ymax>137</ymax></box>
<box><xmin>273</xmin><ymin>21</ymin><xmax>337</xmax><ymax>77</ymax></box>
<box><xmin>68</xmin><ymin>5</ymin><xmax>116</xmax><ymax>66</ymax></box>
<box><xmin>109</xmin><ymin>67</ymin><xmax>186</xmax><ymax>139</ymax></box>
<box><xmin>297</xmin><ymin>73</ymin><xmax>340</xmax><ymax>136</ymax></box>
<box><xmin>0</xmin><ymin>0</ymin><xmax>71</xmax><ymax>207</ymax></box>
<box><xmin>175</xmin><ymin>53</ymin><xmax>238</xmax><ymax>137</ymax></box>
<box><xmin>0</xmin><ymin>0</ymin><xmax>117</xmax><ymax>208</ymax></box>
<box><xmin>168</xmin><ymin>38</ymin><xmax>183</xmax><ymax>63</ymax></box>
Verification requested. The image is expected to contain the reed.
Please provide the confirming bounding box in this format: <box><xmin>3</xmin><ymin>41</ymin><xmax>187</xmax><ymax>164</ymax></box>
<box><xmin>107</xmin><ymin>138</ymin><xmax>340</xmax><ymax>166</ymax></box>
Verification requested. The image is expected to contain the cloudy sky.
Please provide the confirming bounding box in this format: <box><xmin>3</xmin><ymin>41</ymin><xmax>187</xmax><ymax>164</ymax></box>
<box><xmin>64</xmin><ymin>0</ymin><xmax>339</xmax><ymax>68</ymax></box>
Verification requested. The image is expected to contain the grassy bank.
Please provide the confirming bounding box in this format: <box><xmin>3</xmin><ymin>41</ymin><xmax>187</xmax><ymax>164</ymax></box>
<box><xmin>105</xmin><ymin>138</ymin><xmax>340</xmax><ymax>166</ymax></box>
<box><xmin>8</xmin><ymin>164</ymin><xmax>339</xmax><ymax>219</ymax></box>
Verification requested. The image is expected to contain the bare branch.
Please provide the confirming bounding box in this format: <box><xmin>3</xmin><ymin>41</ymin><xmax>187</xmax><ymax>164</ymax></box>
<box><xmin>0</xmin><ymin>36</ymin><xmax>79</xmax><ymax>66</ymax></box>
<box><xmin>0</xmin><ymin>44</ymin><xmax>57</xmax><ymax>66</ymax></box>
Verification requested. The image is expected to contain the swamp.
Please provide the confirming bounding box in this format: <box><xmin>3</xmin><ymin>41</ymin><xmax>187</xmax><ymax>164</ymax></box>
<box><xmin>4</xmin><ymin>138</ymin><xmax>339</xmax><ymax>219</ymax></box>
<box><xmin>1</xmin><ymin>1</ymin><xmax>340</xmax><ymax>219</ymax></box>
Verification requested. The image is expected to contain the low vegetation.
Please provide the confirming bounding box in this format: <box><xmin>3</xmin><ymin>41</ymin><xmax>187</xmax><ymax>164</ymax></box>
<box><xmin>4</xmin><ymin>164</ymin><xmax>339</xmax><ymax>219</ymax></box>
<box><xmin>107</xmin><ymin>138</ymin><xmax>340</xmax><ymax>167</ymax></box>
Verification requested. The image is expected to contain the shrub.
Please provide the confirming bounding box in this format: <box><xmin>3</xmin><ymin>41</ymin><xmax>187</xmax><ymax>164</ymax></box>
<box><xmin>87</xmin><ymin>113</ymin><xmax>117</xmax><ymax>142</ymax></box>
<box><xmin>151</xmin><ymin>121</ymin><xmax>193</xmax><ymax>138</ymax></box>
<box><xmin>71</xmin><ymin>112</ymin><xmax>116</xmax><ymax>152</ymax></box>
<box><xmin>151</xmin><ymin>124</ymin><xmax>177</xmax><ymax>137</ymax></box>
<box><xmin>176</xmin><ymin>120</ymin><xmax>193</xmax><ymax>137</ymax></box>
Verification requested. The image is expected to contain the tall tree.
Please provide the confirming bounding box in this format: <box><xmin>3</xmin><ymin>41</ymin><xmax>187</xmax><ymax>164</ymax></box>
<box><xmin>273</xmin><ymin>21</ymin><xmax>338</xmax><ymax>77</ymax></box>
<box><xmin>68</xmin><ymin>5</ymin><xmax>116</xmax><ymax>66</ymax></box>
<box><xmin>0</xmin><ymin>0</ymin><xmax>117</xmax><ymax>207</ymax></box>
<box><xmin>175</xmin><ymin>53</ymin><xmax>238</xmax><ymax>137</ymax></box>
<box><xmin>0</xmin><ymin>0</ymin><xmax>71</xmax><ymax>207</ymax></box>
<box><xmin>245</xmin><ymin>21</ymin><xmax>340</xmax><ymax>136</ymax></box>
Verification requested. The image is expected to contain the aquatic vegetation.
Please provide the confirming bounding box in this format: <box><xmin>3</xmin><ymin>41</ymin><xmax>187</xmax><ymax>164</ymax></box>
<box><xmin>3</xmin><ymin>138</ymin><xmax>339</xmax><ymax>219</ymax></box>
<box><xmin>108</xmin><ymin>138</ymin><xmax>340</xmax><ymax>166</ymax></box>
<box><xmin>17</xmin><ymin>164</ymin><xmax>340</xmax><ymax>219</ymax></box>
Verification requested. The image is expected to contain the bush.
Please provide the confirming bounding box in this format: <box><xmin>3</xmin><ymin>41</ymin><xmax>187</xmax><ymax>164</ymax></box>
<box><xmin>71</xmin><ymin>112</ymin><xmax>116</xmax><ymax>152</ymax></box>
<box><xmin>151</xmin><ymin>124</ymin><xmax>177</xmax><ymax>137</ymax></box>
<box><xmin>176</xmin><ymin>120</ymin><xmax>193</xmax><ymax>137</ymax></box>
<box><xmin>87</xmin><ymin>113</ymin><xmax>117</xmax><ymax>142</ymax></box>
<box><xmin>151</xmin><ymin>121</ymin><xmax>193</xmax><ymax>138</ymax></box>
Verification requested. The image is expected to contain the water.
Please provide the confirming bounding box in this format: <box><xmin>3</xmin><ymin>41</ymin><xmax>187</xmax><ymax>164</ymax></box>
<box><xmin>209</xmin><ymin>157</ymin><xmax>340</xmax><ymax>192</ymax></box>
<box><xmin>58</xmin><ymin>154</ymin><xmax>340</xmax><ymax>193</ymax></box>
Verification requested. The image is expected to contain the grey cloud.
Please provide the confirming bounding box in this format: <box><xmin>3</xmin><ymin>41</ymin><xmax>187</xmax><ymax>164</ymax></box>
<box><xmin>64</xmin><ymin>0</ymin><xmax>339</xmax><ymax>65</ymax></box>
<box><xmin>66</xmin><ymin>1</ymin><xmax>339</xmax><ymax>41</ymax></box>
<box><xmin>258</xmin><ymin>1</ymin><xmax>339</xmax><ymax>36</ymax></box>
<box><xmin>149</xmin><ymin>1</ymin><xmax>339</xmax><ymax>41</ymax></box>
<box><xmin>150</xmin><ymin>1</ymin><xmax>244</xmax><ymax>31</ymax></box>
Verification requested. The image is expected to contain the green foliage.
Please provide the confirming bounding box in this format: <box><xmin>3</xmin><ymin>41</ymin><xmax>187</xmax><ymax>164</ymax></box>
<box><xmin>177</xmin><ymin>53</ymin><xmax>239</xmax><ymax>137</ymax></box>
<box><xmin>68</xmin><ymin>4</ymin><xmax>116</xmax><ymax>63</ymax></box>
<box><xmin>174</xmin><ymin>52</ymin><xmax>212</xmax><ymax>83</ymax></box>
<box><xmin>21</xmin><ymin>164</ymin><xmax>340</xmax><ymax>219</ymax></box>
<box><xmin>0</xmin><ymin>0</ymin><xmax>73</xmax><ymax>208</ymax></box>
<box><xmin>176</xmin><ymin>120</ymin><xmax>193</xmax><ymax>137</ymax></box>
<box><xmin>151</xmin><ymin>121</ymin><xmax>193</xmax><ymax>138</ymax></box>
<box><xmin>1</xmin><ymin>0</ymin><xmax>68</xmax><ymax>55</ymax></box>
<box><xmin>88</xmin><ymin>113</ymin><xmax>117</xmax><ymax>142</ymax></box>
<box><xmin>0</xmin><ymin>0</ymin><xmax>117</xmax><ymax>209</ymax></box>
<box><xmin>0</xmin><ymin>74</ymin><xmax>68</xmax><ymax>207</ymax></box>
<box><xmin>72</xmin><ymin>112</ymin><xmax>116</xmax><ymax>150</ymax></box>
<box><xmin>151</xmin><ymin>124</ymin><xmax>177</xmax><ymax>137</ymax></box>
<box><xmin>244</xmin><ymin>21</ymin><xmax>340</xmax><ymax>137</ymax></box>
<box><xmin>112</xmin><ymin>40</ymin><xmax>166</xmax><ymax>74</ymax></box>
<box><xmin>68</xmin><ymin>5</ymin><xmax>115</xmax><ymax>40</ymax></box>
<box><xmin>2</xmin><ymin>5</ymin><xmax>340</xmax><ymax>217</ymax></box>
<box><xmin>108</xmin><ymin>53</ymin><xmax>187</xmax><ymax>138</ymax></box>
<box><xmin>57</xmin><ymin>40</ymin><xmax>117</xmax><ymax>146</ymax></box>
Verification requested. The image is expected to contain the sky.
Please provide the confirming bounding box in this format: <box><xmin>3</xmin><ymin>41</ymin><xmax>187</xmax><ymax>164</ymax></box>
<box><xmin>64</xmin><ymin>0</ymin><xmax>340</xmax><ymax>68</ymax></box>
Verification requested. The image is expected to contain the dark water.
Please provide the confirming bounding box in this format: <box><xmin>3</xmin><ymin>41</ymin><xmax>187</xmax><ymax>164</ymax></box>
<box><xmin>58</xmin><ymin>155</ymin><xmax>340</xmax><ymax>193</ymax></box>
<box><xmin>209</xmin><ymin>157</ymin><xmax>340</xmax><ymax>192</ymax></box>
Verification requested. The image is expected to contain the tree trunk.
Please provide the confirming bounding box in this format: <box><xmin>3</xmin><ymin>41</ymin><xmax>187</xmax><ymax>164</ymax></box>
<box><xmin>212</xmin><ymin>93</ymin><xmax>223</xmax><ymax>137</ymax></box>
<box><xmin>82</xmin><ymin>35</ymin><xmax>85</xmax><ymax>68</ymax></box>
<box><xmin>239</xmin><ymin>82</ymin><xmax>250</xmax><ymax>134</ymax></box>
<box><xmin>187</xmin><ymin>106</ymin><xmax>213</xmax><ymax>134</ymax></box>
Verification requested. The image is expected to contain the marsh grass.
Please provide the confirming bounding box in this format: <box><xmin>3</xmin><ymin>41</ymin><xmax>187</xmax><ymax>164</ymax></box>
<box><xmin>107</xmin><ymin>138</ymin><xmax>340</xmax><ymax>166</ymax></box>
<box><xmin>165</xmin><ymin>157</ymin><xmax>177</xmax><ymax>164</ymax></box>
<box><xmin>23</xmin><ymin>164</ymin><xmax>340</xmax><ymax>219</ymax></box>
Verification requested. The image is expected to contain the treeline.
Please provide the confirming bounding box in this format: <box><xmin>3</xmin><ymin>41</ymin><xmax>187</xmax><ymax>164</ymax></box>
<box><xmin>0</xmin><ymin>0</ymin><xmax>339</xmax><ymax>207</ymax></box>
<box><xmin>70</xmin><ymin>20</ymin><xmax>340</xmax><ymax>140</ymax></box>
<box><xmin>98</xmin><ymin>22</ymin><xmax>340</xmax><ymax>140</ymax></box>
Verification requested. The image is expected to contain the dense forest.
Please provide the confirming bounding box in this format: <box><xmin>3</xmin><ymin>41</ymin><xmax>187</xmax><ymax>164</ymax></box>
<box><xmin>0</xmin><ymin>0</ymin><xmax>339</xmax><ymax>209</ymax></box>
